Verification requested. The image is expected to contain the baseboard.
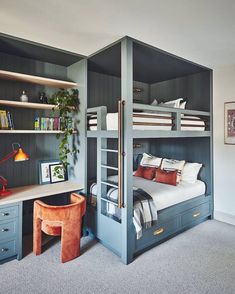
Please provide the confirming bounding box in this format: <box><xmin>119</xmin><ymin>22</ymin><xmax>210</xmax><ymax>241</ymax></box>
<box><xmin>214</xmin><ymin>210</ymin><xmax>235</xmax><ymax>226</ymax></box>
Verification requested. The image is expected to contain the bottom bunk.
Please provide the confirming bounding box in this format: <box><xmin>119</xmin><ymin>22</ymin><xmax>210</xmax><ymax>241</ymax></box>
<box><xmin>86</xmin><ymin>176</ymin><xmax>212</xmax><ymax>258</ymax></box>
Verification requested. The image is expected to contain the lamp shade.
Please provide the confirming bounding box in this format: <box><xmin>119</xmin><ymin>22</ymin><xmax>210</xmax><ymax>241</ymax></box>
<box><xmin>14</xmin><ymin>148</ymin><xmax>29</xmax><ymax>162</ymax></box>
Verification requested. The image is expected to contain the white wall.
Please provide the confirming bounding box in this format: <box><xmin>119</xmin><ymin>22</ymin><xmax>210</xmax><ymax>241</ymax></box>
<box><xmin>213</xmin><ymin>65</ymin><xmax>235</xmax><ymax>225</ymax></box>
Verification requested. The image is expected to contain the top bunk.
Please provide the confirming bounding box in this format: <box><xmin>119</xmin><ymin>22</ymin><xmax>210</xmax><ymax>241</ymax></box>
<box><xmin>87</xmin><ymin>36</ymin><xmax>212</xmax><ymax>139</ymax></box>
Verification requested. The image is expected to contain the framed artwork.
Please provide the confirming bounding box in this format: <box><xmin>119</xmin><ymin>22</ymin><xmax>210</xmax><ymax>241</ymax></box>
<box><xmin>224</xmin><ymin>102</ymin><xmax>235</xmax><ymax>145</ymax></box>
<box><xmin>49</xmin><ymin>163</ymin><xmax>68</xmax><ymax>184</ymax></box>
<box><xmin>38</xmin><ymin>160</ymin><xmax>60</xmax><ymax>184</ymax></box>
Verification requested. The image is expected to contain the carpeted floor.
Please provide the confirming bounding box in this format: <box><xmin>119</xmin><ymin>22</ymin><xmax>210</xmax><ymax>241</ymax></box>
<box><xmin>0</xmin><ymin>220</ymin><xmax>234</xmax><ymax>294</ymax></box>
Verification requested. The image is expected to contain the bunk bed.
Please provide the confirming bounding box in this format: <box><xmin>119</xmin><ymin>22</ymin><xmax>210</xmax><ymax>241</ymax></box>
<box><xmin>85</xmin><ymin>37</ymin><xmax>213</xmax><ymax>264</ymax></box>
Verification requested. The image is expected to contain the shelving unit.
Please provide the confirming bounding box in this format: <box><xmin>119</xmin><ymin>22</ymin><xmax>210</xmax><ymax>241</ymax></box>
<box><xmin>0</xmin><ymin>70</ymin><xmax>77</xmax><ymax>88</ymax></box>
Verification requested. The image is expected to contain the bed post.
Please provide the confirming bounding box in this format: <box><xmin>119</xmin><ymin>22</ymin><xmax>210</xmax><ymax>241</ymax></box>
<box><xmin>121</xmin><ymin>37</ymin><xmax>135</xmax><ymax>264</ymax></box>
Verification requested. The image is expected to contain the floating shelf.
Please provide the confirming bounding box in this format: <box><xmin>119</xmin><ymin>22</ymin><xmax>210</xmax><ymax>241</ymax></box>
<box><xmin>0</xmin><ymin>100</ymin><xmax>76</xmax><ymax>110</ymax></box>
<box><xmin>0</xmin><ymin>70</ymin><xmax>77</xmax><ymax>88</ymax></box>
<box><xmin>0</xmin><ymin>130</ymin><xmax>77</xmax><ymax>134</ymax></box>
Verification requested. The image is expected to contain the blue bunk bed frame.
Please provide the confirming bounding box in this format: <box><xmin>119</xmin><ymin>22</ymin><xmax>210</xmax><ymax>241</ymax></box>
<box><xmin>86</xmin><ymin>37</ymin><xmax>213</xmax><ymax>264</ymax></box>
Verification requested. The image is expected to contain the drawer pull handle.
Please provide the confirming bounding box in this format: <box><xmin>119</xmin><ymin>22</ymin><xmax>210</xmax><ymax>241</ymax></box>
<box><xmin>154</xmin><ymin>228</ymin><xmax>164</xmax><ymax>235</ymax></box>
<box><xmin>193</xmin><ymin>212</ymin><xmax>201</xmax><ymax>218</ymax></box>
<box><xmin>1</xmin><ymin>213</ymin><xmax>9</xmax><ymax>216</ymax></box>
<box><xmin>1</xmin><ymin>228</ymin><xmax>9</xmax><ymax>232</ymax></box>
<box><xmin>1</xmin><ymin>248</ymin><xmax>8</xmax><ymax>252</ymax></box>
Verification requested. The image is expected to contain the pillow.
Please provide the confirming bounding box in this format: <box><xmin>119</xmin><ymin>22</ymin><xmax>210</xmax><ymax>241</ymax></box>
<box><xmin>161</xmin><ymin>158</ymin><xmax>185</xmax><ymax>183</ymax></box>
<box><xmin>140</xmin><ymin>153</ymin><xmax>162</xmax><ymax>168</ymax></box>
<box><xmin>181</xmin><ymin>162</ymin><xmax>202</xmax><ymax>183</ymax></box>
<box><xmin>179</xmin><ymin>101</ymin><xmax>187</xmax><ymax>109</ymax></box>
<box><xmin>134</xmin><ymin>165</ymin><xmax>156</xmax><ymax>180</ymax></box>
<box><xmin>155</xmin><ymin>168</ymin><xmax>177</xmax><ymax>186</ymax></box>
<box><xmin>151</xmin><ymin>99</ymin><xmax>158</xmax><ymax>106</ymax></box>
<box><xmin>160</xmin><ymin>98</ymin><xmax>183</xmax><ymax>108</ymax></box>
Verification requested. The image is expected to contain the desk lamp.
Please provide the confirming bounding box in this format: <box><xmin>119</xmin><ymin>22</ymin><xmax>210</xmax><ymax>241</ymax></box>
<box><xmin>0</xmin><ymin>143</ymin><xmax>29</xmax><ymax>197</ymax></box>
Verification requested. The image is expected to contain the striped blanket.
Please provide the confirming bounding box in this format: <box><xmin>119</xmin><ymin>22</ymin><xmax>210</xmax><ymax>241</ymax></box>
<box><xmin>90</xmin><ymin>183</ymin><xmax>158</xmax><ymax>239</ymax></box>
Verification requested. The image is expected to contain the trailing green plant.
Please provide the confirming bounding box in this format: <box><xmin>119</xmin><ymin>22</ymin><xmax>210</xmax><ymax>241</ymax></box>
<box><xmin>49</xmin><ymin>88</ymin><xmax>79</xmax><ymax>175</ymax></box>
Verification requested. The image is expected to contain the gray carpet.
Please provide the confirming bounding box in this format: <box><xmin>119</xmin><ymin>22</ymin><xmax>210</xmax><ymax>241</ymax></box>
<box><xmin>0</xmin><ymin>220</ymin><xmax>235</xmax><ymax>294</ymax></box>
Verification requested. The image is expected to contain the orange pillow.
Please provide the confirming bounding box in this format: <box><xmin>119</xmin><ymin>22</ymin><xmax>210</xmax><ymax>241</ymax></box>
<box><xmin>134</xmin><ymin>165</ymin><xmax>156</xmax><ymax>180</ymax></box>
<box><xmin>155</xmin><ymin>168</ymin><xmax>177</xmax><ymax>186</ymax></box>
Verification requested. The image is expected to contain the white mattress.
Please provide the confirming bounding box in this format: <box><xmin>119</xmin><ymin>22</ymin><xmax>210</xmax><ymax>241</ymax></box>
<box><xmin>92</xmin><ymin>175</ymin><xmax>206</xmax><ymax>211</ymax></box>
<box><xmin>89</xmin><ymin>112</ymin><xmax>205</xmax><ymax>131</ymax></box>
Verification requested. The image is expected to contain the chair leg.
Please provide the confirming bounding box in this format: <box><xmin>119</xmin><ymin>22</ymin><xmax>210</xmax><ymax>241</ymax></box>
<box><xmin>61</xmin><ymin>222</ymin><xmax>81</xmax><ymax>263</ymax></box>
<box><xmin>33</xmin><ymin>218</ymin><xmax>42</xmax><ymax>256</ymax></box>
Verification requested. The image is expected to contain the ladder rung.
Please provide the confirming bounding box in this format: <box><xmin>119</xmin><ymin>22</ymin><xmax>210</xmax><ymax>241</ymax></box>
<box><xmin>101</xmin><ymin>165</ymin><xmax>118</xmax><ymax>171</ymax></box>
<box><xmin>101</xmin><ymin>181</ymin><xmax>118</xmax><ymax>188</ymax></box>
<box><xmin>101</xmin><ymin>148</ymin><xmax>118</xmax><ymax>153</ymax></box>
<box><xmin>101</xmin><ymin>197</ymin><xmax>118</xmax><ymax>206</ymax></box>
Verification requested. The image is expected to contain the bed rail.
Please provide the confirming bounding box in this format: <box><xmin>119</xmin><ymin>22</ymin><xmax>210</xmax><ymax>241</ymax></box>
<box><xmin>86</xmin><ymin>102</ymin><xmax>211</xmax><ymax>134</ymax></box>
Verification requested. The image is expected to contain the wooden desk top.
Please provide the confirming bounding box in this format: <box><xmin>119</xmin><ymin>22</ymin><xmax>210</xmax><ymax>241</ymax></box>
<box><xmin>0</xmin><ymin>181</ymin><xmax>83</xmax><ymax>206</ymax></box>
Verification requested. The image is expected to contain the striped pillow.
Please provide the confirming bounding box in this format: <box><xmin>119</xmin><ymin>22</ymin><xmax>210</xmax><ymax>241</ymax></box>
<box><xmin>140</xmin><ymin>153</ymin><xmax>162</xmax><ymax>168</ymax></box>
<box><xmin>161</xmin><ymin>158</ymin><xmax>185</xmax><ymax>183</ymax></box>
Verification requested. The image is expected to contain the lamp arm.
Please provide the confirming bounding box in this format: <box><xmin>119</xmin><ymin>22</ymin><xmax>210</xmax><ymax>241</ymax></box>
<box><xmin>0</xmin><ymin>150</ymin><xmax>17</xmax><ymax>165</ymax></box>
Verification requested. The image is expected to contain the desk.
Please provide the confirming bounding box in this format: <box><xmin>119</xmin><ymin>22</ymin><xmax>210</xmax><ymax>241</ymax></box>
<box><xmin>0</xmin><ymin>181</ymin><xmax>83</xmax><ymax>264</ymax></box>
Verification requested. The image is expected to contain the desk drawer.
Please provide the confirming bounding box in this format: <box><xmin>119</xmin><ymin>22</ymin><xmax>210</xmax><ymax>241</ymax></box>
<box><xmin>0</xmin><ymin>206</ymin><xmax>18</xmax><ymax>221</ymax></box>
<box><xmin>0</xmin><ymin>239</ymin><xmax>17</xmax><ymax>261</ymax></box>
<box><xmin>0</xmin><ymin>219</ymin><xmax>17</xmax><ymax>241</ymax></box>
<box><xmin>181</xmin><ymin>202</ymin><xmax>210</xmax><ymax>227</ymax></box>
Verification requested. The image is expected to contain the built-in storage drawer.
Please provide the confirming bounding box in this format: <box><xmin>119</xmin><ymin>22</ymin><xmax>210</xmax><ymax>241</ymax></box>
<box><xmin>181</xmin><ymin>201</ymin><xmax>210</xmax><ymax>227</ymax></box>
<box><xmin>0</xmin><ymin>239</ymin><xmax>17</xmax><ymax>261</ymax></box>
<box><xmin>0</xmin><ymin>205</ymin><xmax>18</xmax><ymax>221</ymax></box>
<box><xmin>0</xmin><ymin>219</ymin><xmax>17</xmax><ymax>241</ymax></box>
<box><xmin>136</xmin><ymin>217</ymin><xmax>179</xmax><ymax>252</ymax></box>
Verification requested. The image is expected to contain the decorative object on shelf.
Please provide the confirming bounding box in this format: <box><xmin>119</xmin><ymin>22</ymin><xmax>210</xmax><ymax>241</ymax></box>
<box><xmin>49</xmin><ymin>88</ymin><xmax>79</xmax><ymax>172</ymax></box>
<box><xmin>20</xmin><ymin>90</ymin><xmax>28</xmax><ymax>102</ymax></box>
<box><xmin>38</xmin><ymin>159</ymin><xmax>60</xmax><ymax>185</ymax></box>
<box><xmin>49</xmin><ymin>163</ymin><xmax>68</xmax><ymax>184</ymax></box>
<box><xmin>0</xmin><ymin>143</ymin><xmax>29</xmax><ymax>197</ymax></box>
<box><xmin>38</xmin><ymin>92</ymin><xmax>48</xmax><ymax>104</ymax></box>
<box><xmin>224</xmin><ymin>101</ymin><xmax>235</xmax><ymax>145</ymax></box>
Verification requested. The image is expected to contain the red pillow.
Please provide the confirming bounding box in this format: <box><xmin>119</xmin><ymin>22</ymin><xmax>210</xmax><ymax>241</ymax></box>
<box><xmin>155</xmin><ymin>168</ymin><xmax>177</xmax><ymax>186</ymax></box>
<box><xmin>134</xmin><ymin>165</ymin><xmax>156</xmax><ymax>180</ymax></box>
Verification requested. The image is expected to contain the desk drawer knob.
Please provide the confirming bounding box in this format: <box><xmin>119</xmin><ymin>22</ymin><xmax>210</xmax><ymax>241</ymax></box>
<box><xmin>1</xmin><ymin>248</ymin><xmax>8</xmax><ymax>252</ymax></box>
<box><xmin>154</xmin><ymin>227</ymin><xmax>164</xmax><ymax>235</ymax></box>
<box><xmin>1</xmin><ymin>228</ymin><xmax>9</xmax><ymax>232</ymax></box>
<box><xmin>1</xmin><ymin>213</ymin><xmax>9</xmax><ymax>216</ymax></box>
<box><xmin>193</xmin><ymin>212</ymin><xmax>201</xmax><ymax>218</ymax></box>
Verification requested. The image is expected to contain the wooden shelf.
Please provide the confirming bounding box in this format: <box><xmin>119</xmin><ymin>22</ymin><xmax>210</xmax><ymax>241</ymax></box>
<box><xmin>0</xmin><ymin>181</ymin><xmax>83</xmax><ymax>206</ymax></box>
<box><xmin>0</xmin><ymin>70</ymin><xmax>77</xmax><ymax>88</ymax></box>
<box><xmin>0</xmin><ymin>99</ymin><xmax>58</xmax><ymax>110</ymax></box>
<box><xmin>0</xmin><ymin>130</ymin><xmax>77</xmax><ymax>134</ymax></box>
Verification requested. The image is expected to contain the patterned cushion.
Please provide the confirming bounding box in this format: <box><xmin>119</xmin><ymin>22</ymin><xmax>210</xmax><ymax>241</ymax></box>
<box><xmin>155</xmin><ymin>168</ymin><xmax>177</xmax><ymax>186</ymax></box>
<box><xmin>161</xmin><ymin>158</ymin><xmax>185</xmax><ymax>183</ymax></box>
<box><xmin>134</xmin><ymin>165</ymin><xmax>156</xmax><ymax>180</ymax></box>
<box><xmin>140</xmin><ymin>153</ymin><xmax>162</xmax><ymax>168</ymax></box>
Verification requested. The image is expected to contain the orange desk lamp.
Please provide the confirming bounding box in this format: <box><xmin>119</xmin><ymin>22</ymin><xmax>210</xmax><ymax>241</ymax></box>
<box><xmin>0</xmin><ymin>143</ymin><xmax>29</xmax><ymax>197</ymax></box>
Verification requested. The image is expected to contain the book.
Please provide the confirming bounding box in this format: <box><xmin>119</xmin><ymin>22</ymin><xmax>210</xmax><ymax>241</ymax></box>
<box><xmin>0</xmin><ymin>110</ymin><xmax>8</xmax><ymax>129</ymax></box>
<box><xmin>34</xmin><ymin>117</ymin><xmax>40</xmax><ymax>130</ymax></box>
<box><xmin>7</xmin><ymin>111</ymin><xmax>14</xmax><ymax>129</ymax></box>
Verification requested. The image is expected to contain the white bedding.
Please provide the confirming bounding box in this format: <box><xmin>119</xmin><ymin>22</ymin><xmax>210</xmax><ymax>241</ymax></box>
<box><xmin>91</xmin><ymin>175</ymin><xmax>206</xmax><ymax>211</ymax></box>
<box><xmin>89</xmin><ymin>112</ymin><xmax>205</xmax><ymax>131</ymax></box>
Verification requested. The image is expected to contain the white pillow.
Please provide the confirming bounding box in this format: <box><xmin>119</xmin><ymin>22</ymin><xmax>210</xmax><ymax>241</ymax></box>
<box><xmin>160</xmin><ymin>98</ymin><xmax>183</xmax><ymax>108</ymax></box>
<box><xmin>181</xmin><ymin>162</ymin><xmax>202</xmax><ymax>183</ymax></box>
<box><xmin>151</xmin><ymin>99</ymin><xmax>158</xmax><ymax>106</ymax></box>
<box><xmin>161</xmin><ymin>158</ymin><xmax>185</xmax><ymax>183</ymax></box>
<box><xmin>140</xmin><ymin>153</ymin><xmax>162</xmax><ymax>168</ymax></box>
<box><xmin>179</xmin><ymin>101</ymin><xmax>187</xmax><ymax>109</ymax></box>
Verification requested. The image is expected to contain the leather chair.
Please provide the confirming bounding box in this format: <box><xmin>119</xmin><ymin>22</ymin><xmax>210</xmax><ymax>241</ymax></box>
<box><xmin>33</xmin><ymin>193</ymin><xmax>86</xmax><ymax>263</ymax></box>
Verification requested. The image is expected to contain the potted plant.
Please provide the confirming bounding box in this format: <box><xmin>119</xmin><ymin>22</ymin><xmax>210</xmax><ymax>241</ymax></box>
<box><xmin>49</xmin><ymin>88</ymin><xmax>79</xmax><ymax>176</ymax></box>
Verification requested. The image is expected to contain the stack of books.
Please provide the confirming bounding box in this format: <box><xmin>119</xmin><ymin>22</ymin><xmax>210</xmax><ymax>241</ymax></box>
<box><xmin>0</xmin><ymin>110</ymin><xmax>14</xmax><ymax>130</ymax></box>
<box><xmin>34</xmin><ymin>117</ymin><xmax>73</xmax><ymax>131</ymax></box>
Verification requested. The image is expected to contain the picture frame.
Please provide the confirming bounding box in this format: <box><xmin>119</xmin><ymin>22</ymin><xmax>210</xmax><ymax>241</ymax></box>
<box><xmin>49</xmin><ymin>163</ymin><xmax>68</xmax><ymax>184</ymax></box>
<box><xmin>224</xmin><ymin>101</ymin><xmax>235</xmax><ymax>145</ymax></box>
<box><xmin>38</xmin><ymin>160</ymin><xmax>60</xmax><ymax>184</ymax></box>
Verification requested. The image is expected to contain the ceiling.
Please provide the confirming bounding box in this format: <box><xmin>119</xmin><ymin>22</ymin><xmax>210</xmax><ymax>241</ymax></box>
<box><xmin>0</xmin><ymin>0</ymin><xmax>235</xmax><ymax>69</ymax></box>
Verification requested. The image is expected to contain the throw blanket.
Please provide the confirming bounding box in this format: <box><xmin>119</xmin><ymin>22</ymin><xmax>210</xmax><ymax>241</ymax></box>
<box><xmin>90</xmin><ymin>183</ymin><xmax>158</xmax><ymax>239</ymax></box>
